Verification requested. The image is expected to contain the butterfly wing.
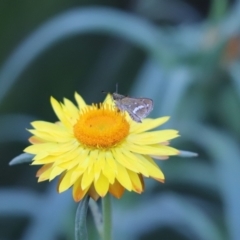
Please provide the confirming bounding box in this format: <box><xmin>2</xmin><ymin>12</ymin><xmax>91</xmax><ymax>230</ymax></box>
<box><xmin>120</xmin><ymin>97</ymin><xmax>153</xmax><ymax>122</ymax></box>
<box><xmin>112</xmin><ymin>93</ymin><xmax>126</xmax><ymax>111</ymax></box>
<box><xmin>131</xmin><ymin>98</ymin><xmax>153</xmax><ymax>120</ymax></box>
<box><xmin>113</xmin><ymin>93</ymin><xmax>153</xmax><ymax>122</ymax></box>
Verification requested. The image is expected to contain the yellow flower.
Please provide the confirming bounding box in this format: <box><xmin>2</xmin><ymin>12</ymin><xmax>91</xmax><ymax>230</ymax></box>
<box><xmin>24</xmin><ymin>93</ymin><xmax>179</xmax><ymax>201</ymax></box>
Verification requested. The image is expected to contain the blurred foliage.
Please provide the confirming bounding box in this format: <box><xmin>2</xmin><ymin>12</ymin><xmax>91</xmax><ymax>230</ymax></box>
<box><xmin>1</xmin><ymin>0</ymin><xmax>240</xmax><ymax>239</ymax></box>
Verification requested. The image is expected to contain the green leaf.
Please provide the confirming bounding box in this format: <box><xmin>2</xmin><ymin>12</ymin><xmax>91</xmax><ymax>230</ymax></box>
<box><xmin>75</xmin><ymin>196</ymin><xmax>90</xmax><ymax>240</ymax></box>
<box><xmin>9</xmin><ymin>153</ymin><xmax>34</xmax><ymax>166</ymax></box>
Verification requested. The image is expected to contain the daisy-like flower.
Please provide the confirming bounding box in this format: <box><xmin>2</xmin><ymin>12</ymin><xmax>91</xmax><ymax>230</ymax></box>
<box><xmin>24</xmin><ymin>93</ymin><xmax>179</xmax><ymax>201</ymax></box>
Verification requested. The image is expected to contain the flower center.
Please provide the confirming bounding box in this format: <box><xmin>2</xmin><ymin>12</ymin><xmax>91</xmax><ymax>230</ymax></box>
<box><xmin>73</xmin><ymin>104</ymin><xmax>130</xmax><ymax>149</ymax></box>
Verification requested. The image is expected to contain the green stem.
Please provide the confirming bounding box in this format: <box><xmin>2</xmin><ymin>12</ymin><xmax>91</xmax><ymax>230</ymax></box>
<box><xmin>75</xmin><ymin>196</ymin><xmax>90</xmax><ymax>240</ymax></box>
<box><xmin>102</xmin><ymin>194</ymin><xmax>112</xmax><ymax>240</ymax></box>
<box><xmin>89</xmin><ymin>199</ymin><xmax>103</xmax><ymax>238</ymax></box>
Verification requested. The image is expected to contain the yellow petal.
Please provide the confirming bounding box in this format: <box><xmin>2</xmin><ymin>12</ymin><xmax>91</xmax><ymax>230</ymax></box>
<box><xmin>29</xmin><ymin>136</ymin><xmax>45</xmax><ymax>144</ymax></box>
<box><xmin>81</xmin><ymin>166</ymin><xmax>95</xmax><ymax>190</ymax></box>
<box><xmin>127</xmin><ymin>170</ymin><xmax>143</xmax><ymax>193</ymax></box>
<box><xmin>50</xmin><ymin>97</ymin><xmax>72</xmax><ymax>129</ymax></box>
<box><xmin>151</xmin><ymin>155</ymin><xmax>169</xmax><ymax>160</ymax></box>
<box><xmin>103</xmin><ymin>94</ymin><xmax>114</xmax><ymax>106</ymax></box>
<box><xmin>139</xmin><ymin>174</ymin><xmax>145</xmax><ymax>191</ymax></box>
<box><xmin>112</xmin><ymin>148</ymin><xmax>139</xmax><ymax>173</ymax></box>
<box><xmin>105</xmin><ymin>151</ymin><xmax>118</xmax><ymax>174</ymax></box>
<box><xmin>32</xmin><ymin>152</ymin><xmax>50</xmax><ymax>161</ymax></box>
<box><xmin>72</xmin><ymin>176</ymin><xmax>90</xmax><ymax>202</ymax></box>
<box><xmin>88</xmin><ymin>185</ymin><xmax>99</xmax><ymax>201</ymax></box>
<box><xmin>102</xmin><ymin>160</ymin><xmax>116</xmax><ymax>184</ymax></box>
<box><xmin>53</xmin><ymin>148</ymin><xmax>82</xmax><ymax>167</ymax></box>
<box><xmin>72</xmin><ymin>149</ymin><xmax>91</xmax><ymax>172</ymax></box>
<box><xmin>37</xmin><ymin>165</ymin><xmax>53</xmax><ymax>182</ymax></box>
<box><xmin>93</xmin><ymin>151</ymin><xmax>105</xmax><ymax>180</ymax></box>
<box><xmin>58</xmin><ymin>168</ymin><xmax>76</xmax><ymax>193</ymax></box>
<box><xmin>114</xmin><ymin>159</ymin><xmax>132</xmax><ymax>191</ymax></box>
<box><xmin>109</xmin><ymin>180</ymin><xmax>124</xmax><ymax>198</ymax></box>
<box><xmin>31</xmin><ymin>121</ymin><xmax>69</xmax><ymax>135</ymax></box>
<box><xmin>63</xmin><ymin>98</ymin><xmax>79</xmax><ymax>121</ymax></box>
<box><xmin>24</xmin><ymin>143</ymin><xmax>57</xmax><ymax>154</ymax></box>
<box><xmin>123</xmin><ymin>141</ymin><xmax>179</xmax><ymax>156</ymax></box>
<box><xmin>86</xmin><ymin>150</ymin><xmax>98</xmax><ymax>174</ymax></box>
<box><xmin>94</xmin><ymin>173</ymin><xmax>109</xmax><ymax>197</ymax></box>
<box><xmin>130</xmin><ymin>116</ymin><xmax>170</xmax><ymax>134</ymax></box>
<box><xmin>128</xmin><ymin>130</ymin><xmax>179</xmax><ymax>145</ymax></box>
<box><xmin>135</xmin><ymin>154</ymin><xmax>165</xmax><ymax>182</ymax></box>
<box><xmin>120</xmin><ymin>149</ymin><xmax>149</xmax><ymax>177</ymax></box>
<box><xmin>49</xmin><ymin>166</ymin><xmax>65</xmax><ymax>181</ymax></box>
<box><xmin>71</xmin><ymin>168</ymin><xmax>85</xmax><ymax>185</ymax></box>
<box><xmin>74</xmin><ymin>92</ymin><xmax>87</xmax><ymax>109</ymax></box>
<box><xmin>28</xmin><ymin>129</ymin><xmax>66</xmax><ymax>143</ymax></box>
<box><xmin>48</xmin><ymin>140</ymin><xmax>78</xmax><ymax>156</ymax></box>
<box><xmin>56</xmin><ymin>156</ymin><xmax>79</xmax><ymax>170</ymax></box>
<box><xmin>32</xmin><ymin>157</ymin><xmax>51</xmax><ymax>165</ymax></box>
<box><xmin>69</xmin><ymin>150</ymin><xmax>91</xmax><ymax>183</ymax></box>
<box><xmin>36</xmin><ymin>164</ymin><xmax>53</xmax><ymax>177</ymax></box>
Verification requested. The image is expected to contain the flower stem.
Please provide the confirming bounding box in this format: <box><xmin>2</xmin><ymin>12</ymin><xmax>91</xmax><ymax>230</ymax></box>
<box><xmin>89</xmin><ymin>199</ymin><xmax>103</xmax><ymax>238</ymax></box>
<box><xmin>102</xmin><ymin>194</ymin><xmax>112</xmax><ymax>240</ymax></box>
<box><xmin>75</xmin><ymin>196</ymin><xmax>90</xmax><ymax>240</ymax></box>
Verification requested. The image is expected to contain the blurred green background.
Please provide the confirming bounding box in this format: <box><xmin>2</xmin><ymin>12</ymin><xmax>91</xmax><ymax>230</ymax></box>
<box><xmin>1</xmin><ymin>0</ymin><xmax>240</xmax><ymax>239</ymax></box>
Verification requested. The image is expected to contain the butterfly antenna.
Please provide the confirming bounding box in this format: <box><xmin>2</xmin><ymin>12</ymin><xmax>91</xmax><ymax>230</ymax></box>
<box><xmin>116</xmin><ymin>83</ymin><xmax>118</xmax><ymax>93</ymax></box>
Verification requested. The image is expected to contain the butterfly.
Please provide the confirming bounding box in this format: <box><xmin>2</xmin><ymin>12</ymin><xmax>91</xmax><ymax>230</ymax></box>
<box><xmin>112</xmin><ymin>92</ymin><xmax>153</xmax><ymax>123</ymax></box>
